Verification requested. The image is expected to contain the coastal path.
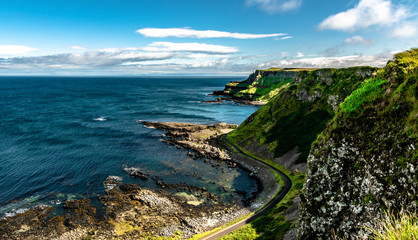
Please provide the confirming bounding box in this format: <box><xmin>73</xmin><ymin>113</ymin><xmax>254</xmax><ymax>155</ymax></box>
<box><xmin>199</xmin><ymin>135</ymin><xmax>292</xmax><ymax>240</ymax></box>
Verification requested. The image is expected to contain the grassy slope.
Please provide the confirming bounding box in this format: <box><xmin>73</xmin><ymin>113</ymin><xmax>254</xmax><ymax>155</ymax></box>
<box><xmin>234</xmin><ymin>77</ymin><xmax>293</xmax><ymax>102</ymax></box>
<box><xmin>228</xmin><ymin>66</ymin><xmax>377</xmax><ymax>164</ymax></box>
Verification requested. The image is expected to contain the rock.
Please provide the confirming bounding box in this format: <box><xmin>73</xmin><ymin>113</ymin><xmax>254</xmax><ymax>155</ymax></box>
<box><xmin>119</xmin><ymin>183</ymin><xmax>141</xmax><ymax>192</ymax></box>
<box><xmin>124</xmin><ymin>167</ymin><xmax>149</xmax><ymax>180</ymax></box>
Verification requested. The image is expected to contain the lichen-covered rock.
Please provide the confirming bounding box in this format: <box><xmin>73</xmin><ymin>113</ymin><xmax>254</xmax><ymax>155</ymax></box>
<box><xmin>297</xmin><ymin>49</ymin><xmax>418</xmax><ymax>239</ymax></box>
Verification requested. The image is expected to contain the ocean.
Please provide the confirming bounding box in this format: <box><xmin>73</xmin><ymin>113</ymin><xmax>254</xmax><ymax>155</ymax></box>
<box><xmin>0</xmin><ymin>76</ymin><xmax>260</xmax><ymax>217</ymax></box>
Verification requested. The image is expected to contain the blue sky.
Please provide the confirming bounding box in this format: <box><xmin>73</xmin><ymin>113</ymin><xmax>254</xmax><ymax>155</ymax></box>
<box><xmin>0</xmin><ymin>0</ymin><xmax>417</xmax><ymax>75</ymax></box>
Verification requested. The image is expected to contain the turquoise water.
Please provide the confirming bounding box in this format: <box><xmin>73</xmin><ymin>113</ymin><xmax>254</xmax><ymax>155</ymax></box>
<box><xmin>0</xmin><ymin>76</ymin><xmax>259</xmax><ymax>217</ymax></box>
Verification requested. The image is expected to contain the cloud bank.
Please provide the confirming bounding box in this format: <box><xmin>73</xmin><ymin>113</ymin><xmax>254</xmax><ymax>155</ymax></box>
<box><xmin>136</xmin><ymin>28</ymin><xmax>287</xmax><ymax>39</ymax></box>
<box><xmin>258</xmin><ymin>52</ymin><xmax>393</xmax><ymax>69</ymax></box>
<box><xmin>0</xmin><ymin>45</ymin><xmax>37</xmax><ymax>56</ymax></box>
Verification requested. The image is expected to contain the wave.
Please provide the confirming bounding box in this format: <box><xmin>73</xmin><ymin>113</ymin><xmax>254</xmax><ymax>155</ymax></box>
<box><xmin>93</xmin><ymin>116</ymin><xmax>106</xmax><ymax>121</ymax></box>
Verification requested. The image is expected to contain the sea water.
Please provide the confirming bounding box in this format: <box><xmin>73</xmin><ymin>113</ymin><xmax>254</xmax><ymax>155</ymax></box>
<box><xmin>0</xmin><ymin>76</ymin><xmax>259</xmax><ymax>217</ymax></box>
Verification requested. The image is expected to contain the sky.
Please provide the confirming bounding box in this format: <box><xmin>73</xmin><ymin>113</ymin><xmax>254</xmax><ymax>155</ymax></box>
<box><xmin>0</xmin><ymin>0</ymin><xmax>417</xmax><ymax>76</ymax></box>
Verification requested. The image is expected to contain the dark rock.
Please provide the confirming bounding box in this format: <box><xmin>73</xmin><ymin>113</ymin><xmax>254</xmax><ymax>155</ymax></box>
<box><xmin>119</xmin><ymin>183</ymin><xmax>141</xmax><ymax>192</ymax></box>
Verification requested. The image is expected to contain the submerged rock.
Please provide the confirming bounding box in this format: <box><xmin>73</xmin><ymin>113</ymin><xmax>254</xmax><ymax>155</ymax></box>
<box><xmin>124</xmin><ymin>167</ymin><xmax>149</xmax><ymax>180</ymax></box>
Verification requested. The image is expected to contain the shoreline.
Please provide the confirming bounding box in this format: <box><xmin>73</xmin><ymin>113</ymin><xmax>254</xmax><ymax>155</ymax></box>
<box><xmin>0</xmin><ymin>121</ymin><xmax>280</xmax><ymax>239</ymax></box>
<box><xmin>137</xmin><ymin>121</ymin><xmax>281</xmax><ymax>217</ymax></box>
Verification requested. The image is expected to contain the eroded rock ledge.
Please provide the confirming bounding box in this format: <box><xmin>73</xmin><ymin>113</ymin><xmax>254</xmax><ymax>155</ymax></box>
<box><xmin>139</xmin><ymin>121</ymin><xmax>237</xmax><ymax>164</ymax></box>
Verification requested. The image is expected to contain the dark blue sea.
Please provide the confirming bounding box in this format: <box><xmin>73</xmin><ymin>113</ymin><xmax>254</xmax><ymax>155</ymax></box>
<box><xmin>0</xmin><ymin>76</ymin><xmax>259</xmax><ymax>217</ymax></box>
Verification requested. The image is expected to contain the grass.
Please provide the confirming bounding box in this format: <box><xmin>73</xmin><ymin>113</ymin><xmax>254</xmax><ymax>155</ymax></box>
<box><xmin>340</xmin><ymin>78</ymin><xmax>388</xmax><ymax>114</ymax></box>
<box><xmin>234</xmin><ymin>77</ymin><xmax>293</xmax><ymax>102</ymax></box>
<box><xmin>365</xmin><ymin>210</ymin><xmax>417</xmax><ymax>240</ymax></box>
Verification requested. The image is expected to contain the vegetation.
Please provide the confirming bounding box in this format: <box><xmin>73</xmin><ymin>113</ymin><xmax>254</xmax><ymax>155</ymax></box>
<box><xmin>235</xmin><ymin>77</ymin><xmax>293</xmax><ymax>102</ymax></box>
<box><xmin>340</xmin><ymin>78</ymin><xmax>388</xmax><ymax>114</ymax></box>
<box><xmin>228</xmin><ymin>66</ymin><xmax>377</xmax><ymax>163</ymax></box>
<box><xmin>365</xmin><ymin>210</ymin><xmax>417</xmax><ymax>240</ymax></box>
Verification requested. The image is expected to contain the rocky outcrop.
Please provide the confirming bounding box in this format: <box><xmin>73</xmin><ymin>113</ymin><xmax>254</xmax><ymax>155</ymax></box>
<box><xmin>297</xmin><ymin>49</ymin><xmax>418</xmax><ymax>239</ymax></box>
<box><xmin>139</xmin><ymin>121</ymin><xmax>237</xmax><ymax>162</ymax></box>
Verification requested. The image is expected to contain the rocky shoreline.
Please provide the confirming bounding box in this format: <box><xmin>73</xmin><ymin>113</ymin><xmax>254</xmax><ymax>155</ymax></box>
<box><xmin>0</xmin><ymin>121</ymin><xmax>280</xmax><ymax>239</ymax></box>
<box><xmin>138</xmin><ymin>121</ymin><xmax>280</xmax><ymax>210</ymax></box>
<box><xmin>0</xmin><ymin>176</ymin><xmax>249</xmax><ymax>240</ymax></box>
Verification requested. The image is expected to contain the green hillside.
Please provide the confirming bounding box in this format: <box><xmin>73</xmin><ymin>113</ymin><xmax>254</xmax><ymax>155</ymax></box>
<box><xmin>227</xmin><ymin>66</ymin><xmax>377</xmax><ymax>163</ymax></box>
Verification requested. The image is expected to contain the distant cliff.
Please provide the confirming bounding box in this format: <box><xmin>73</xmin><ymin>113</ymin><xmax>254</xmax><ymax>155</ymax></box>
<box><xmin>297</xmin><ymin>48</ymin><xmax>417</xmax><ymax>239</ymax></box>
<box><xmin>212</xmin><ymin>68</ymin><xmax>315</xmax><ymax>103</ymax></box>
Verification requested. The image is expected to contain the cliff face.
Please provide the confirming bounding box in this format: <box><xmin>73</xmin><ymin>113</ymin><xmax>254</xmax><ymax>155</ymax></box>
<box><xmin>213</xmin><ymin>68</ymin><xmax>309</xmax><ymax>102</ymax></box>
<box><xmin>297</xmin><ymin>49</ymin><xmax>417</xmax><ymax>239</ymax></box>
<box><xmin>227</xmin><ymin>67</ymin><xmax>377</xmax><ymax>166</ymax></box>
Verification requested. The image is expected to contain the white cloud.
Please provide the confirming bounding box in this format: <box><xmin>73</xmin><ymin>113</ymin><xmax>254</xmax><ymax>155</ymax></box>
<box><xmin>391</xmin><ymin>23</ymin><xmax>417</xmax><ymax>37</ymax></box>
<box><xmin>141</xmin><ymin>42</ymin><xmax>239</xmax><ymax>54</ymax></box>
<box><xmin>344</xmin><ymin>35</ymin><xmax>375</xmax><ymax>45</ymax></box>
<box><xmin>296</xmin><ymin>52</ymin><xmax>305</xmax><ymax>57</ymax></box>
<box><xmin>136</xmin><ymin>27</ymin><xmax>286</xmax><ymax>39</ymax></box>
<box><xmin>246</xmin><ymin>0</ymin><xmax>302</xmax><ymax>13</ymax></box>
<box><xmin>275</xmin><ymin>36</ymin><xmax>293</xmax><ymax>40</ymax></box>
<box><xmin>319</xmin><ymin>0</ymin><xmax>408</xmax><ymax>31</ymax></box>
<box><xmin>70</xmin><ymin>46</ymin><xmax>87</xmax><ymax>50</ymax></box>
<box><xmin>0</xmin><ymin>45</ymin><xmax>37</xmax><ymax>56</ymax></box>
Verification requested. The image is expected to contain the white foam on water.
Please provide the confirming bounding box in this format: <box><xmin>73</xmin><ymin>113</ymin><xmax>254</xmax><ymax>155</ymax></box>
<box><xmin>93</xmin><ymin>116</ymin><xmax>106</xmax><ymax>121</ymax></box>
<box><xmin>3</xmin><ymin>208</ymin><xmax>30</xmax><ymax>218</ymax></box>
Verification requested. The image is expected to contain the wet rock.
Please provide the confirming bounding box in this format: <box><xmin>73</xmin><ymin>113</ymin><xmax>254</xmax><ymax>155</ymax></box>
<box><xmin>124</xmin><ymin>167</ymin><xmax>149</xmax><ymax>180</ymax></box>
<box><xmin>119</xmin><ymin>183</ymin><xmax>141</xmax><ymax>192</ymax></box>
